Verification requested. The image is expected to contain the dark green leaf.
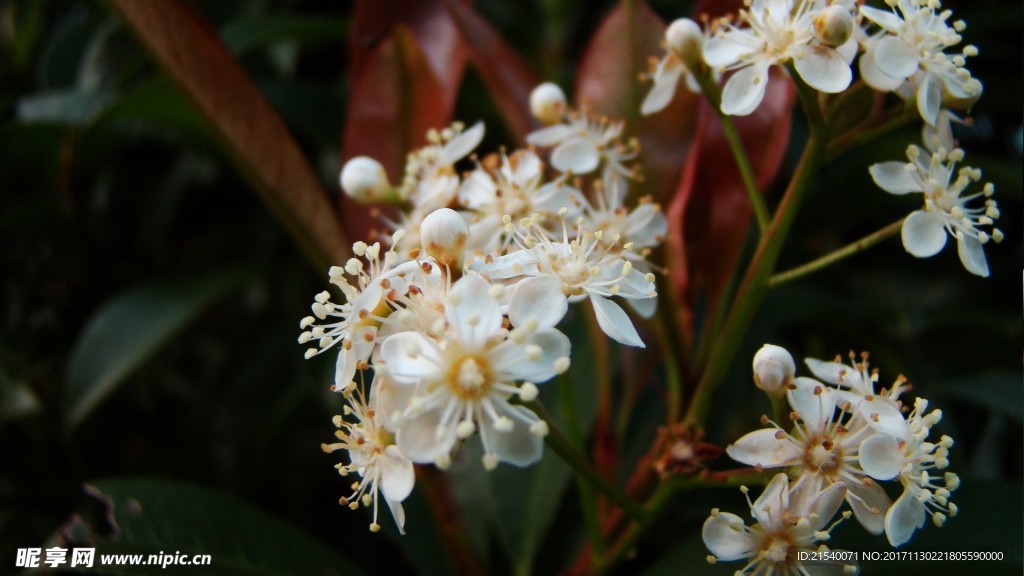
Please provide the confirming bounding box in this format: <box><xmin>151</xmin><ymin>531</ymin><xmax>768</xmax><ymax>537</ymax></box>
<box><xmin>931</xmin><ymin>371</ymin><xmax>1022</xmax><ymax>422</ymax></box>
<box><xmin>16</xmin><ymin>89</ymin><xmax>114</xmax><ymax>125</ymax></box>
<box><xmin>78</xmin><ymin>477</ymin><xmax>365</xmax><ymax>576</ymax></box>
<box><xmin>221</xmin><ymin>16</ymin><xmax>348</xmax><ymax>56</ymax></box>
<box><xmin>63</xmin><ymin>268</ymin><xmax>253</xmax><ymax>429</ymax></box>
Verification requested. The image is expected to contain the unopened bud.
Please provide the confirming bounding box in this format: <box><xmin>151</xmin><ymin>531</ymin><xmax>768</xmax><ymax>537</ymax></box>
<box><xmin>753</xmin><ymin>344</ymin><xmax>795</xmax><ymax>393</ymax></box>
<box><xmin>420</xmin><ymin>208</ymin><xmax>470</xmax><ymax>266</ymax></box>
<box><xmin>529</xmin><ymin>82</ymin><xmax>567</xmax><ymax>125</ymax></box>
<box><xmin>666</xmin><ymin>18</ymin><xmax>704</xmax><ymax>69</ymax></box>
<box><xmin>814</xmin><ymin>5</ymin><xmax>854</xmax><ymax>48</ymax></box>
<box><xmin>341</xmin><ymin>156</ymin><xmax>391</xmax><ymax>202</ymax></box>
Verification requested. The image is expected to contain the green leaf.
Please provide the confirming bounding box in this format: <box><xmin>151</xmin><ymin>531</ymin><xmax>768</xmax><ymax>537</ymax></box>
<box><xmin>931</xmin><ymin>371</ymin><xmax>1022</xmax><ymax>422</ymax></box>
<box><xmin>221</xmin><ymin>16</ymin><xmax>348</xmax><ymax>56</ymax></box>
<box><xmin>16</xmin><ymin>89</ymin><xmax>114</xmax><ymax>125</ymax></box>
<box><xmin>78</xmin><ymin>477</ymin><xmax>365</xmax><ymax>576</ymax></box>
<box><xmin>0</xmin><ymin>373</ymin><xmax>42</xmax><ymax>421</ymax></box>
<box><xmin>108</xmin><ymin>0</ymin><xmax>350</xmax><ymax>270</ymax></box>
<box><xmin>63</xmin><ymin>268</ymin><xmax>253</xmax><ymax>429</ymax></box>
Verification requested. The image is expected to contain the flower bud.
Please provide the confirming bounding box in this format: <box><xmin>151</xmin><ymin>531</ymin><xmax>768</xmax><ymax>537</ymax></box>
<box><xmin>666</xmin><ymin>18</ymin><xmax>704</xmax><ymax>69</ymax></box>
<box><xmin>752</xmin><ymin>344</ymin><xmax>795</xmax><ymax>393</ymax></box>
<box><xmin>340</xmin><ymin>156</ymin><xmax>391</xmax><ymax>202</ymax></box>
<box><xmin>420</xmin><ymin>208</ymin><xmax>470</xmax><ymax>266</ymax></box>
<box><xmin>529</xmin><ymin>83</ymin><xmax>567</xmax><ymax>125</ymax></box>
<box><xmin>814</xmin><ymin>5</ymin><xmax>854</xmax><ymax>47</ymax></box>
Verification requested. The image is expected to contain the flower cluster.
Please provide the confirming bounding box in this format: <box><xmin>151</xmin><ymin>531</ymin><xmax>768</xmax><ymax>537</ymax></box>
<box><xmin>643</xmin><ymin>1</ymin><xmax>999</xmax><ymax>275</ymax></box>
<box><xmin>310</xmin><ymin>89</ymin><xmax>665</xmax><ymax>531</ymax></box>
<box><xmin>704</xmin><ymin>345</ymin><xmax>959</xmax><ymax>573</ymax></box>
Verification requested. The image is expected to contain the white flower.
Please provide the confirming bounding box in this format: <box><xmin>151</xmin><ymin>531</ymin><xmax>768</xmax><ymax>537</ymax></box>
<box><xmin>641</xmin><ymin>18</ymin><xmax>706</xmax><ymax>116</ymax></box>
<box><xmin>321</xmin><ymin>385</ymin><xmax>415</xmax><ymax>534</ymax></box>
<box><xmin>527</xmin><ymin>106</ymin><xmax>637</xmax><ymax>179</ymax></box>
<box><xmin>726</xmin><ymin>376</ymin><xmax>893</xmax><ymax>534</ymax></box>
<box><xmin>856</xmin><ymin>397</ymin><xmax>958</xmax><ymax>547</ymax></box>
<box><xmin>457</xmin><ymin>150</ymin><xmax>584</xmax><ymax>256</ymax></box>
<box><xmin>299</xmin><ymin>236</ymin><xmax>416</xmax><ymax>390</ymax></box>
<box><xmin>752</xmin><ymin>343</ymin><xmax>796</xmax><ymax>393</ymax></box>
<box><xmin>859</xmin><ymin>0</ymin><xmax>982</xmax><ymax>125</ymax></box>
<box><xmin>400</xmin><ymin>121</ymin><xmax>485</xmax><ymax>211</ymax></box>
<box><xmin>471</xmin><ymin>212</ymin><xmax>657</xmax><ymax>347</ymax></box>
<box><xmin>703</xmin><ymin>0</ymin><xmax>855</xmax><ymax>116</ymax></box>
<box><xmin>702</xmin><ymin>473</ymin><xmax>854</xmax><ymax>574</ymax></box>
<box><xmin>379</xmin><ymin>274</ymin><xmax>569</xmax><ymax>468</ymax></box>
<box><xmin>582</xmin><ymin>172</ymin><xmax>667</xmax><ymax>271</ymax></box>
<box><xmin>341</xmin><ymin>156</ymin><xmax>391</xmax><ymax>202</ymax></box>
<box><xmin>529</xmin><ymin>82</ymin><xmax>568</xmax><ymax>125</ymax></box>
<box><xmin>869</xmin><ymin>144</ymin><xmax>1002</xmax><ymax>277</ymax></box>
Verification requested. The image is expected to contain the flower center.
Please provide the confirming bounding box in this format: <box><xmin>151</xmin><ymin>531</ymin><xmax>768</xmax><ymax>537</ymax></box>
<box><xmin>759</xmin><ymin>533</ymin><xmax>792</xmax><ymax>564</ymax></box>
<box><xmin>447</xmin><ymin>356</ymin><xmax>493</xmax><ymax>401</ymax></box>
<box><xmin>802</xmin><ymin>434</ymin><xmax>843</xmax><ymax>475</ymax></box>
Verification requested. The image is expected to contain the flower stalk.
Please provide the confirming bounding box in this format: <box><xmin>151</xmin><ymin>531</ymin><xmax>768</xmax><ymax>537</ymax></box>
<box><xmin>769</xmin><ymin>218</ymin><xmax>905</xmax><ymax>287</ymax></box>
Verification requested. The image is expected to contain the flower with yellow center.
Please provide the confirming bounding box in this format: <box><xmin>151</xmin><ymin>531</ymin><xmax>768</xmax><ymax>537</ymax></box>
<box><xmin>379</xmin><ymin>274</ymin><xmax>570</xmax><ymax>469</ymax></box>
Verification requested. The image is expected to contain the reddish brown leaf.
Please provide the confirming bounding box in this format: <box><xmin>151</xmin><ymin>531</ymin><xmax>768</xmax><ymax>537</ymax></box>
<box><xmin>575</xmin><ymin>0</ymin><xmax>700</xmax><ymax>203</ymax></box>
<box><xmin>108</xmin><ymin>0</ymin><xmax>349</xmax><ymax>269</ymax></box>
<box><xmin>673</xmin><ymin>69</ymin><xmax>795</xmax><ymax>336</ymax></box>
<box><xmin>445</xmin><ymin>0</ymin><xmax>540</xmax><ymax>142</ymax></box>
<box><xmin>349</xmin><ymin>0</ymin><xmax>469</xmax><ymax>116</ymax></box>
<box><xmin>339</xmin><ymin>26</ymin><xmax>450</xmax><ymax>242</ymax></box>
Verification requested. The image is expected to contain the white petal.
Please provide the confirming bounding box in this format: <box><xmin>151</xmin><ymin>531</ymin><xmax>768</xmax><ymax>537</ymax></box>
<box><xmin>526</xmin><ymin>124</ymin><xmax>576</xmax><ymax>147</ymax></box>
<box><xmin>875</xmin><ymin>36</ymin><xmax>920</xmax><ymax>80</ymax></box>
<box><xmin>702</xmin><ymin>512</ymin><xmax>756</xmax><ymax>561</ymax></box>
<box><xmin>508</xmin><ymin>276</ymin><xmax>568</xmax><ymax>328</ymax></box>
<box><xmin>916</xmin><ymin>72</ymin><xmax>942</xmax><ymax>126</ymax></box>
<box><xmin>447</xmin><ymin>274</ymin><xmax>502</xmax><ymax>349</ymax></box>
<box><xmin>627</xmin><ymin>295</ymin><xmax>657</xmax><ymax>319</ymax></box>
<box><xmin>846</xmin><ymin>477</ymin><xmax>891</xmax><ymax>535</ymax></box>
<box><xmin>641</xmin><ymin>58</ymin><xmax>684</xmax><ymax>116</ymax></box>
<box><xmin>726</xmin><ymin>428</ymin><xmax>801</xmax><ymax>469</ymax></box>
<box><xmin>458</xmin><ymin>169</ymin><xmax>498</xmax><ymax>210</ymax></box>
<box><xmin>477</xmin><ymin>403</ymin><xmax>544</xmax><ymax>467</ymax></box>
<box><xmin>860</xmin><ymin>6</ymin><xmax>903</xmax><ymax>33</ymax></box>
<box><xmin>794</xmin><ymin>45</ymin><xmax>852</xmax><ymax>94</ymax></box>
<box><xmin>885</xmin><ymin>489</ymin><xmax>926</xmax><ymax>547</ymax></box>
<box><xmin>956</xmin><ymin>232</ymin><xmax>989</xmax><ymax>277</ymax></box>
<box><xmin>804</xmin><ymin>358</ymin><xmax>869</xmax><ymax>392</ymax></box>
<box><xmin>551</xmin><ymin>138</ymin><xmax>600</xmax><ymax>174</ymax></box>
<box><xmin>902</xmin><ymin>210</ymin><xmax>948</xmax><ymax>258</ymax></box>
<box><xmin>384</xmin><ymin>498</ymin><xmax>406</xmax><ymax>534</ymax></box>
<box><xmin>396</xmin><ymin>407</ymin><xmax>457</xmax><ymax>464</ymax></box>
<box><xmin>869</xmin><ymin>161</ymin><xmax>922</xmax><ymax>194</ymax></box>
<box><xmin>491</xmin><ymin>327</ymin><xmax>571</xmax><ymax>383</ymax></box>
<box><xmin>720</xmin><ymin>62</ymin><xmax>770</xmax><ymax>116</ymax></box>
<box><xmin>703</xmin><ymin>36</ymin><xmax>756</xmax><ymax>68</ymax></box>
<box><xmin>808</xmin><ymin>482</ymin><xmax>848</xmax><ymax>531</ymax></box>
<box><xmin>787</xmin><ymin>376</ymin><xmax>837</xmax><ymax>433</ymax></box>
<box><xmin>859</xmin><ymin>434</ymin><xmax>904</xmax><ymax>481</ymax></box>
<box><xmin>440</xmin><ymin>121</ymin><xmax>485</xmax><ymax>165</ymax></box>
<box><xmin>379</xmin><ymin>445</ymin><xmax>416</xmax><ymax>502</ymax></box>
<box><xmin>589</xmin><ymin>295</ymin><xmax>644</xmax><ymax>348</ymax></box>
<box><xmin>751</xmin><ymin>473</ymin><xmax>790</xmax><ymax>528</ymax></box>
<box><xmin>859</xmin><ymin>46</ymin><xmax>906</xmax><ymax>92</ymax></box>
<box><xmin>380</xmin><ymin>332</ymin><xmax>443</xmax><ymax>385</ymax></box>
<box><xmin>857</xmin><ymin>395</ymin><xmax>909</xmax><ymax>439</ymax></box>
<box><xmin>334</xmin><ymin>346</ymin><xmax>358</xmax><ymax>390</ymax></box>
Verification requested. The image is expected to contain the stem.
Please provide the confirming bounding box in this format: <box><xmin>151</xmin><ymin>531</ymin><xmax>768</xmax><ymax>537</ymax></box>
<box><xmin>684</xmin><ymin>129</ymin><xmax>827</xmax><ymax>427</ymax></box>
<box><xmin>769</xmin><ymin>218</ymin><xmax>905</xmax><ymax>287</ymax></box>
<box><xmin>532</xmin><ymin>401</ymin><xmax>645</xmax><ymax>520</ymax></box>
<box><xmin>786</xmin><ymin>62</ymin><xmax>825</xmax><ymax>130</ymax></box>
<box><xmin>651</xmin><ymin>310</ymin><xmax>684</xmax><ymax>423</ymax></box>
<box><xmin>695</xmin><ymin>71</ymin><xmax>771</xmax><ymax>235</ymax></box>
<box><xmin>551</xmin><ymin>375</ymin><xmax>606</xmax><ymax>560</ymax></box>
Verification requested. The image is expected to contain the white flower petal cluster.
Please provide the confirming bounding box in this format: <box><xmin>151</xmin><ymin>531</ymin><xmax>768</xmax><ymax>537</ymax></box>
<box><xmin>715</xmin><ymin>345</ymin><xmax>958</xmax><ymax>553</ymax></box>
<box><xmin>641</xmin><ymin>18</ymin><xmax>709</xmax><ymax>116</ymax></box>
<box><xmin>870</xmin><ymin>143</ymin><xmax>1002</xmax><ymax>277</ymax></box>
<box><xmin>703</xmin><ymin>473</ymin><xmax>855</xmax><ymax>574</ymax></box>
<box><xmin>859</xmin><ymin>0</ymin><xmax>982</xmax><ymax>125</ymax></box>
<box><xmin>321</xmin><ymin>384</ymin><xmax>415</xmax><ymax>534</ymax></box>
<box><xmin>311</xmin><ymin>115</ymin><xmax>666</xmax><ymax>531</ymax></box>
<box><xmin>702</xmin><ymin>0</ymin><xmax>858</xmax><ymax>116</ymax></box>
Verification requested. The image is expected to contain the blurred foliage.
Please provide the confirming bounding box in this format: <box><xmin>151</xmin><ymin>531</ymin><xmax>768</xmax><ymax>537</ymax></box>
<box><xmin>0</xmin><ymin>0</ymin><xmax>1020</xmax><ymax>575</ymax></box>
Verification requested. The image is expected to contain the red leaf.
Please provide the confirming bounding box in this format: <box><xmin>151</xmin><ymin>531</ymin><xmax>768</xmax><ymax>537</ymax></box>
<box><xmin>445</xmin><ymin>0</ymin><xmax>540</xmax><ymax>142</ymax></box>
<box><xmin>575</xmin><ymin>0</ymin><xmax>700</xmax><ymax>203</ymax></box>
<box><xmin>672</xmin><ymin>69</ymin><xmax>795</xmax><ymax>337</ymax></box>
<box><xmin>108</xmin><ymin>0</ymin><xmax>349</xmax><ymax>269</ymax></box>
<box><xmin>349</xmin><ymin>0</ymin><xmax>469</xmax><ymax>116</ymax></box>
